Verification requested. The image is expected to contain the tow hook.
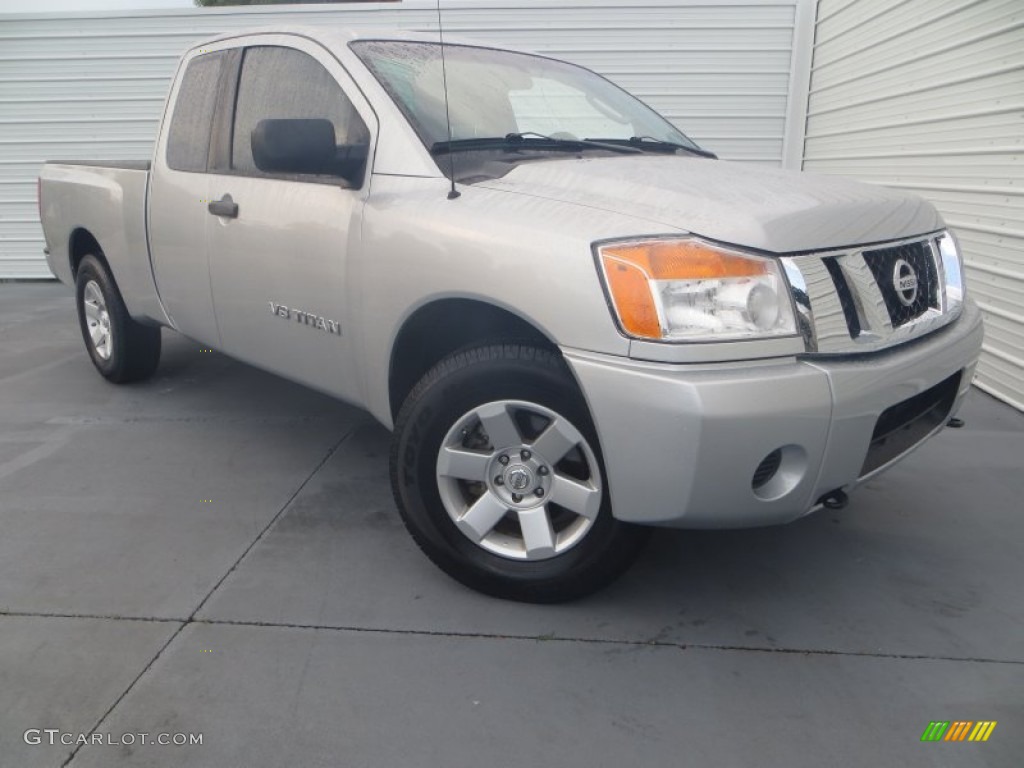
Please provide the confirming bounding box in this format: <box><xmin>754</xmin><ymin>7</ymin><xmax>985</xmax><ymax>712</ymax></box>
<box><xmin>947</xmin><ymin>417</ymin><xmax>965</xmax><ymax>428</ymax></box>
<box><xmin>819</xmin><ymin>489</ymin><xmax>849</xmax><ymax>510</ymax></box>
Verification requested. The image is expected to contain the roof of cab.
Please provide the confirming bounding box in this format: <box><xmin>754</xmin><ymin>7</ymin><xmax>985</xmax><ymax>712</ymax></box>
<box><xmin>191</xmin><ymin>25</ymin><xmax>497</xmax><ymax>52</ymax></box>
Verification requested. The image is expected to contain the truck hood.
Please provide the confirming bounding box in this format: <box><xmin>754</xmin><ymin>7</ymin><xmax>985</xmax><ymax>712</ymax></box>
<box><xmin>477</xmin><ymin>155</ymin><xmax>942</xmax><ymax>253</ymax></box>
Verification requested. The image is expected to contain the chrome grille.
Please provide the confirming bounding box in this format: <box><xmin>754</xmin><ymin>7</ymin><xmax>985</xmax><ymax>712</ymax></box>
<box><xmin>781</xmin><ymin>232</ymin><xmax>963</xmax><ymax>355</ymax></box>
<box><xmin>822</xmin><ymin>257</ymin><xmax>861</xmax><ymax>337</ymax></box>
<box><xmin>862</xmin><ymin>240</ymin><xmax>940</xmax><ymax>327</ymax></box>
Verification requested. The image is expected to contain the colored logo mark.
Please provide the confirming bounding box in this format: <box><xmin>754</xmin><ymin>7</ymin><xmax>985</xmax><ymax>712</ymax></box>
<box><xmin>921</xmin><ymin>721</ymin><xmax>997</xmax><ymax>742</ymax></box>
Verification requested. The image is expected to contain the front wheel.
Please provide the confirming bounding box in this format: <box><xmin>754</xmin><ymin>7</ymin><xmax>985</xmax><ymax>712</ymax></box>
<box><xmin>390</xmin><ymin>344</ymin><xmax>648</xmax><ymax>603</ymax></box>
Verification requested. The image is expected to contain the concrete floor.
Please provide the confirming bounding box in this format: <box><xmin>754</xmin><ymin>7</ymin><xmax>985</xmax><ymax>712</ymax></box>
<box><xmin>1</xmin><ymin>281</ymin><xmax>1021</xmax><ymax>768</ymax></box>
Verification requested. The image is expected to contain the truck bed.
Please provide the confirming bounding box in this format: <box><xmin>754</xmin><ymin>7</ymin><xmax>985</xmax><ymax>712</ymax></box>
<box><xmin>39</xmin><ymin>160</ymin><xmax>165</xmax><ymax>325</ymax></box>
<box><xmin>47</xmin><ymin>160</ymin><xmax>151</xmax><ymax>171</ymax></box>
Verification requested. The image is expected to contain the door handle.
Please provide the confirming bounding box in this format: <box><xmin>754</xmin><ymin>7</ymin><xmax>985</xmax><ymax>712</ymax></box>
<box><xmin>208</xmin><ymin>193</ymin><xmax>238</xmax><ymax>218</ymax></box>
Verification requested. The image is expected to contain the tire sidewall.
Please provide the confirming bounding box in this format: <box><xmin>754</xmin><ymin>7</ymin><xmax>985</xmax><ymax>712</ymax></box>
<box><xmin>393</xmin><ymin>348</ymin><xmax>625</xmax><ymax>596</ymax></box>
<box><xmin>76</xmin><ymin>256</ymin><xmax>124</xmax><ymax>378</ymax></box>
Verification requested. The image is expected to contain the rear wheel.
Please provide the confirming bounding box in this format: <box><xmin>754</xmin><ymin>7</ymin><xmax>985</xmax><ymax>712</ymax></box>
<box><xmin>390</xmin><ymin>344</ymin><xmax>649</xmax><ymax>602</ymax></box>
<box><xmin>75</xmin><ymin>254</ymin><xmax>161</xmax><ymax>383</ymax></box>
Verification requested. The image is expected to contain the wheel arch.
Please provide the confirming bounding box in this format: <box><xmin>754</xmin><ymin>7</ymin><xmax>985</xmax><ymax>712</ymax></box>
<box><xmin>69</xmin><ymin>227</ymin><xmax>107</xmax><ymax>278</ymax></box>
<box><xmin>387</xmin><ymin>298</ymin><xmax>560</xmax><ymax>421</ymax></box>
<box><xmin>67</xmin><ymin>226</ymin><xmax>166</xmax><ymax>327</ymax></box>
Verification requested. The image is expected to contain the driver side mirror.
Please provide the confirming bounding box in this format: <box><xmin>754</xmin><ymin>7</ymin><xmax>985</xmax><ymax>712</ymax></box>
<box><xmin>252</xmin><ymin>118</ymin><xmax>365</xmax><ymax>182</ymax></box>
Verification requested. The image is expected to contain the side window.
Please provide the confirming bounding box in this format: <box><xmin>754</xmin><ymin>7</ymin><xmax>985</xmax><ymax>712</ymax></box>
<box><xmin>166</xmin><ymin>52</ymin><xmax>223</xmax><ymax>172</ymax></box>
<box><xmin>231</xmin><ymin>46</ymin><xmax>369</xmax><ymax>183</ymax></box>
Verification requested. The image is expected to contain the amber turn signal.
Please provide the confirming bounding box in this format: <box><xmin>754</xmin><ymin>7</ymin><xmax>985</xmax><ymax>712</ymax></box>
<box><xmin>597</xmin><ymin>238</ymin><xmax>792</xmax><ymax>341</ymax></box>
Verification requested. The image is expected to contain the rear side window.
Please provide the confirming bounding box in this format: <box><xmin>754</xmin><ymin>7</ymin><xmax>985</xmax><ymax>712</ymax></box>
<box><xmin>231</xmin><ymin>46</ymin><xmax>369</xmax><ymax>180</ymax></box>
<box><xmin>166</xmin><ymin>52</ymin><xmax>223</xmax><ymax>172</ymax></box>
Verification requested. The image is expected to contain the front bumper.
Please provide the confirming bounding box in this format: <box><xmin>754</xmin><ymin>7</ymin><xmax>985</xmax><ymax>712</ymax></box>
<box><xmin>565</xmin><ymin>299</ymin><xmax>984</xmax><ymax>528</ymax></box>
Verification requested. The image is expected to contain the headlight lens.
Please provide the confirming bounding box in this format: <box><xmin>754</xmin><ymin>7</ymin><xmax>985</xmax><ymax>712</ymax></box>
<box><xmin>597</xmin><ymin>238</ymin><xmax>797</xmax><ymax>341</ymax></box>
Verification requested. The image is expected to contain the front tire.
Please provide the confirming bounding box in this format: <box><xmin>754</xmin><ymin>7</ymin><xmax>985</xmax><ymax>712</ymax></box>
<box><xmin>75</xmin><ymin>253</ymin><xmax>161</xmax><ymax>383</ymax></box>
<box><xmin>390</xmin><ymin>344</ymin><xmax>648</xmax><ymax>603</ymax></box>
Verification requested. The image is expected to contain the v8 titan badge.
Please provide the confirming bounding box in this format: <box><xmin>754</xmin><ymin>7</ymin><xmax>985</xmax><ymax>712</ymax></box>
<box><xmin>269</xmin><ymin>302</ymin><xmax>342</xmax><ymax>336</ymax></box>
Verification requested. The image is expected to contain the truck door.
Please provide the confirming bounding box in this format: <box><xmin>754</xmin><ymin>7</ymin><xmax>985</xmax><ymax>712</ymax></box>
<box><xmin>205</xmin><ymin>42</ymin><xmax>375</xmax><ymax>402</ymax></box>
<box><xmin>148</xmin><ymin>49</ymin><xmax>225</xmax><ymax>347</ymax></box>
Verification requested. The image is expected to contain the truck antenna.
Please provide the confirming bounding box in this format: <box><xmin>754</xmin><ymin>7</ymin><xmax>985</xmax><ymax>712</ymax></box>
<box><xmin>436</xmin><ymin>0</ymin><xmax>460</xmax><ymax>199</ymax></box>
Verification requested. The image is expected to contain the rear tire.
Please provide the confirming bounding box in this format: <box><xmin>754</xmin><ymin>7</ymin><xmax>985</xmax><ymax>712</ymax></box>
<box><xmin>390</xmin><ymin>343</ymin><xmax>649</xmax><ymax>603</ymax></box>
<box><xmin>75</xmin><ymin>253</ymin><xmax>161</xmax><ymax>383</ymax></box>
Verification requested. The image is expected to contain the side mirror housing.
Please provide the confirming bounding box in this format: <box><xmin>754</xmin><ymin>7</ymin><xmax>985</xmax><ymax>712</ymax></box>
<box><xmin>251</xmin><ymin>118</ymin><xmax>337</xmax><ymax>176</ymax></box>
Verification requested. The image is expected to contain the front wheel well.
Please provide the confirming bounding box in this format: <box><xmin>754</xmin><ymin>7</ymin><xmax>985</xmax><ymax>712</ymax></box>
<box><xmin>388</xmin><ymin>299</ymin><xmax>557</xmax><ymax>420</ymax></box>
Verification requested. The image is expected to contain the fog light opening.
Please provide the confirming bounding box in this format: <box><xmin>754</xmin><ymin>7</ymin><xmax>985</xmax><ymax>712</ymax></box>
<box><xmin>752</xmin><ymin>449</ymin><xmax>782</xmax><ymax>490</ymax></box>
<box><xmin>751</xmin><ymin>444</ymin><xmax>808</xmax><ymax>501</ymax></box>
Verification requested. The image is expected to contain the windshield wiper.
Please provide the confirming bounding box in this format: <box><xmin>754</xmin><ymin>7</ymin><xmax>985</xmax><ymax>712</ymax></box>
<box><xmin>431</xmin><ymin>132</ymin><xmax>642</xmax><ymax>156</ymax></box>
<box><xmin>581</xmin><ymin>137</ymin><xmax>716</xmax><ymax>159</ymax></box>
<box><xmin>626</xmin><ymin>137</ymin><xmax>716</xmax><ymax>159</ymax></box>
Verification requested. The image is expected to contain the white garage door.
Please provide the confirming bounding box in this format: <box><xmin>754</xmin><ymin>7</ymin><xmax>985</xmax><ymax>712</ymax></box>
<box><xmin>803</xmin><ymin>0</ymin><xmax>1024</xmax><ymax>410</ymax></box>
<box><xmin>0</xmin><ymin>0</ymin><xmax>810</xmax><ymax>279</ymax></box>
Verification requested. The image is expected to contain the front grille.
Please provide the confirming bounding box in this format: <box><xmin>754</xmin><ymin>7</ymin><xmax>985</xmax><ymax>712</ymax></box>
<box><xmin>863</xmin><ymin>240</ymin><xmax>940</xmax><ymax>327</ymax></box>
<box><xmin>822</xmin><ymin>256</ymin><xmax>861</xmax><ymax>337</ymax></box>
<box><xmin>781</xmin><ymin>233</ymin><xmax>961</xmax><ymax>355</ymax></box>
<box><xmin>860</xmin><ymin>371</ymin><xmax>961</xmax><ymax>476</ymax></box>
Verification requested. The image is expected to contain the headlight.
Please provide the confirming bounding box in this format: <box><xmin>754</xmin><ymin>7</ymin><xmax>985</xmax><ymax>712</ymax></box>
<box><xmin>596</xmin><ymin>238</ymin><xmax>797</xmax><ymax>341</ymax></box>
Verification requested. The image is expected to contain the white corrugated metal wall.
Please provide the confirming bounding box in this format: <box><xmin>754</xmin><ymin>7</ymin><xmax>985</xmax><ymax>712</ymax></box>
<box><xmin>0</xmin><ymin>0</ymin><xmax>811</xmax><ymax>279</ymax></box>
<box><xmin>803</xmin><ymin>0</ymin><xmax>1024</xmax><ymax>410</ymax></box>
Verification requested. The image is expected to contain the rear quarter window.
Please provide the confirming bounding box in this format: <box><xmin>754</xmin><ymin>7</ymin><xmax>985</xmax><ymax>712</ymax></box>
<box><xmin>166</xmin><ymin>52</ymin><xmax>223</xmax><ymax>172</ymax></box>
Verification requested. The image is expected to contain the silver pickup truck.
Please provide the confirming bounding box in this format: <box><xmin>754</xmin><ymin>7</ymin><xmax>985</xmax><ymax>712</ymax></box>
<box><xmin>39</xmin><ymin>27</ymin><xmax>983</xmax><ymax>602</ymax></box>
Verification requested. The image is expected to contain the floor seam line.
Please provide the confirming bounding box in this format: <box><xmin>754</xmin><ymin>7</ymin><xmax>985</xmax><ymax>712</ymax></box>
<box><xmin>57</xmin><ymin>423</ymin><xmax>363</xmax><ymax>767</ymax></box>
<box><xmin>61</xmin><ymin>620</ymin><xmax>187</xmax><ymax>768</ymax></box>
<box><xmin>190</xmin><ymin>617</ymin><xmax>1024</xmax><ymax>666</ymax></box>
<box><xmin>3</xmin><ymin>609</ymin><xmax>1021</xmax><ymax>666</ymax></box>
<box><xmin>185</xmin><ymin>422</ymin><xmax>365</xmax><ymax>624</ymax></box>
<box><xmin>0</xmin><ymin>610</ymin><xmax>181</xmax><ymax>623</ymax></box>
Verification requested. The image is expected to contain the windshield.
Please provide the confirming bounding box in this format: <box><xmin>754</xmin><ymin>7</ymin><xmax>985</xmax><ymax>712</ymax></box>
<box><xmin>350</xmin><ymin>40</ymin><xmax>701</xmax><ymax>157</ymax></box>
